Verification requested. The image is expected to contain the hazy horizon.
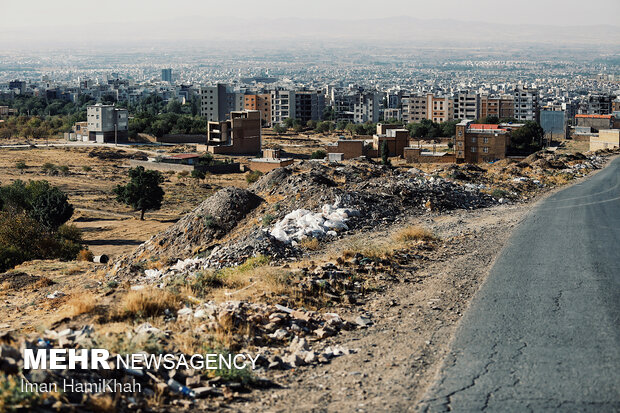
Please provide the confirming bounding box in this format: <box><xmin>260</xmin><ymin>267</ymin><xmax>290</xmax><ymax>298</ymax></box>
<box><xmin>1</xmin><ymin>0</ymin><xmax>619</xmax><ymax>50</ymax></box>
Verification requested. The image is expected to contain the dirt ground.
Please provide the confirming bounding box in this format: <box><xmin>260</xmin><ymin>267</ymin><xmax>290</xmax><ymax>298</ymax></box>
<box><xmin>228</xmin><ymin>202</ymin><xmax>532</xmax><ymax>412</ymax></box>
<box><xmin>0</xmin><ymin>146</ymin><xmax>248</xmax><ymax>257</ymax></box>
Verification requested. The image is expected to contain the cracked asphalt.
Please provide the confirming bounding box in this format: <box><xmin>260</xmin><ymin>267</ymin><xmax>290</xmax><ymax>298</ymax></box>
<box><xmin>418</xmin><ymin>157</ymin><xmax>620</xmax><ymax>412</ymax></box>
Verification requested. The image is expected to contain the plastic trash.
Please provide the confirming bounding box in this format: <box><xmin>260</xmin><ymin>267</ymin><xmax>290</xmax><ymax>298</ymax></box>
<box><xmin>167</xmin><ymin>378</ymin><xmax>196</xmax><ymax>398</ymax></box>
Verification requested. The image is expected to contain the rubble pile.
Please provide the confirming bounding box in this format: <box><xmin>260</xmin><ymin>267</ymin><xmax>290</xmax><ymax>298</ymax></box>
<box><xmin>112</xmin><ymin>160</ymin><xmax>498</xmax><ymax>280</ymax></box>
<box><xmin>112</xmin><ymin>187</ymin><xmax>263</xmax><ymax>277</ymax></box>
<box><xmin>0</xmin><ymin>295</ymin><xmax>371</xmax><ymax>410</ymax></box>
<box><xmin>270</xmin><ymin>200</ymin><xmax>360</xmax><ymax>244</ymax></box>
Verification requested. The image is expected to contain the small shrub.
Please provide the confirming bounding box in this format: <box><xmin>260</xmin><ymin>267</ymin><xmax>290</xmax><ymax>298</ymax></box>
<box><xmin>191</xmin><ymin>169</ymin><xmax>206</xmax><ymax>180</ymax></box>
<box><xmin>58</xmin><ymin>165</ymin><xmax>70</xmax><ymax>176</ymax></box>
<box><xmin>395</xmin><ymin>226</ymin><xmax>437</xmax><ymax>243</ymax></box>
<box><xmin>63</xmin><ymin>291</ymin><xmax>97</xmax><ymax>317</ymax></box>
<box><xmin>77</xmin><ymin>249</ymin><xmax>94</xmax><ymax>262</ymax></box>
<box><xmin>120</xmin><ymin>287</ymin><xmax>180</xmax><ymax>318</ymax></box>
<box><xmin>41</xmin><ymin>162</ymin><xmax>58</xmax><ymax>175</ymax></box>
<box><xmin>300</xmin><ymin>237</ymin><xmax>320</xmax><ymax>250</ymax></box>
<box><xmin>491</xmin><ymin>189</ymin><xmax>510</xmax><ymax>198</ymax></box>
<box><xmin>310</xmin><ymin>150</ymin><xmax>327</xmax><ymax>160</ymax></box>
<box><xmin>177</xmin><ymin>171</ymin><xmax>189</xmax><ymax>180</ymax></box>
<box><xmin>82</xmin><ymin>166</ymin><xmax>92</xmax><ymax>172</ymax></box>
<box><xmin>107</xmin><ymin>280</ymin><xmax>119</xmax><ymax>289</ymax></box>
<box><xmin>262</xmin><ymin>213</ymin><xmax>275</xmax><ymax>226</ymax></box>
<box><xmin>204</xmin><ymin>214</ymin><xmax>217</xmax><ymax>228</ymax></box>
<box><xmin>192</xmin><ymin>270</ymin><xmax>224</xmax><ymax>296</ymax></box>
<box><xmin>245</xmin><ymin>170</ymin><xmax>263</xmax><ymax>184</ymax></box>
<box><xmin>15</xmin><ymin>161</ymin><xmax>27</xmax><ymax>171</ymax></box>
<box><xmin>0</xmin><ymin>373</ymin><xmax>43</xmax><ymax>411</ymax></box>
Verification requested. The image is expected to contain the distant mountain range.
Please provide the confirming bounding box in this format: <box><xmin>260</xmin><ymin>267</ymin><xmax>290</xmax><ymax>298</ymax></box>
<box><xmin>2</xmin><ymin>16</ymin><xmax>619</xmax><ymax>49</ymax></box>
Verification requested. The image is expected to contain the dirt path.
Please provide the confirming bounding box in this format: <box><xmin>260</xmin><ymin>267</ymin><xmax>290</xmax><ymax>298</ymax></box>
<box><xmin>234</xmin><ymin>202</ymin><xmax>533</xmax><ymax>412</ymax></box>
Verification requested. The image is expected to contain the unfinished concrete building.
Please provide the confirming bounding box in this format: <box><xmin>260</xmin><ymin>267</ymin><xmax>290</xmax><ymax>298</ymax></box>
<box><xmin>206</xmin><ymin>110</ymin><xmax>261</xmax><ymax>155</ymax></box>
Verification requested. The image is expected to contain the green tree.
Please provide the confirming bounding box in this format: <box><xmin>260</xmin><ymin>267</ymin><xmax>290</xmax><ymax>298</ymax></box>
<box><xmin>510</xmin><ymin>121</ymin><xmax>544</xmax><ymax>152</ymax></box>
<box><xmin>283</xmin><ymin>118</ymin><xmax>295</xmax><ymax>129</ymax></box>
<box><xmin>273</xmin><ymin>124</ymin><xmax>286</xmax><ymax>135</ymax></box>
<box><xmin>114</xmin><ymin>166</ymin><xmax>165</xmax><ymax>220</ymax></box>
<box><xmin>311</xmin><ymin>150</ymin><xmax>327</xmax><ymax>159</ymax></box>
<box><xmin>29</xmin><ymin>186</ymin><xmax>74</xmax><ymax>231</ymax></box>
<box><xmin>381</xmin><ymin>141</ymin><xmax>390</xmax><ymax>166</ymax></box>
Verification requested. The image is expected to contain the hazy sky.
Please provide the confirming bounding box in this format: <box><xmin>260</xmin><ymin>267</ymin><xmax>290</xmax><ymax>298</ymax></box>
<box><xmin>2</xmin><ymin>0</ymin><xmax>620</xmax><ymax>28</ymax></box>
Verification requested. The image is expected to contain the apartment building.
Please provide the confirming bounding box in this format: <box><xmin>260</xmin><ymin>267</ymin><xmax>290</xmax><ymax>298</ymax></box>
<box><xmin>353</xmin><ymin>91</ymin><xmax>380</xmax><ymax>123</ymax></box>
<box><xmin>455</xmin><ymin>120</ymin><xmax>509</xmax><ymax>163</ymax></box>
<box><xmin>198</xmin><ymin>84</ymin><xmax>228</xmax><ymax>121</ymax></box>
<box><xmin>271</xmin><ymin>90</ymin><xmax>295</xmax><ymax>125</ymax></box>
<box><xmin>244</xmin><ymin>93</ymin><xmax>271</xmax><ymax>126</ymax></box>
<box><xmin>401</xmin><ymin>93</ymin><xmax>427</xmax><ymax>124</ymax></box>
<box><xmin>384</xmin><ymin>108</ymin><xmax>402</xmax><ymax>121</ymax></box>
<box><xmin>453</xmin><ymin>91</ymin><xmax>479</xmax><ymax>120</ymax></box>
<box><xmin>295</xmin><ymin>90</ymin><xmax>325</xmax><ymax>124</ymax></box>
<box><xmin>86</xmin><ymin>104</ymin><xmax>128</xmax><ymax>143</ymax></box>
<box><xmin>479</xmin><ymin>95</ymin><xmax>515</xmax><ymax>119</ymax></box>
<box><xmin>575</xmin><ymin>114</ymin><xmax>617</xmax><ymax>132</ymax></box>
<box><xmin>585</xmin><ymin>94</ymin><xmax>615</xmax><ymax>115</ymax></box>
<box><xmin>513</xmin><ymin>87</ymin><xmax>539</xmax><ymax>122</ymax></box>
<box><xmin>427</xmin><ymin>93</ymin><xmax>454</xmax><ymax>123</ymax></box>
<box><xmin>206</xmin><ymin>110</ymin><xmax>261</xmax><ymax>155</ymax></box>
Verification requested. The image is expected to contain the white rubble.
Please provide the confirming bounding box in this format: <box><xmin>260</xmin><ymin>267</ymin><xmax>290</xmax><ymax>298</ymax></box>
<box><xmin>270</xmin><ymin>200</ymin><xmax>359</xmax><ymax>243</ymax></box>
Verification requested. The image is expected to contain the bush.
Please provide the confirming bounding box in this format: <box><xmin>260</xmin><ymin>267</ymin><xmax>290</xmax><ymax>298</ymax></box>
<box><xmin>262</xmin><ymin>213</ymin><xmax>275</xmax><ymax>226</ymax></box>
<box><xmin>120</xmin><ymin>287</ymin><xmax>180</xmax><ymax>318</ymax></box>
<box><xmin>311</xmin><ymin>150</ymin><xmax>327</xmax><ymax>160</ymax></box>
<box><xmin>395</xmin><ymin>226</ymin><xmax>437</xmax><ymax>243</ymax></box>
<box><xmin>77</xmin><ymin>249</ymin><xmax>94</xmax><ymax>262</ymax></box>
<box><xmin>41</xmin><ymin>162</ymin><xmax>58</xmax><ymax>175</ymax></box>
<box><xmin>191</xmin><ymin>169</ymin><xmax>206</xmax><ymax>180</ymax></box>
<box><xmin>15</xmin><ymin>161</ymin><xmax>27</xmax><ymax>171</ymax></box>
<box><xmin>58</xmin><ymin>165</ymin><xmax>70</xmax><ymax>176</ymax></box>
<box><xmin>245</xmin><ymin>170</ymin><xmax>263</xmax><ymax>184</ymax></box>
<box><xmin>82</xmin><ymin>166</ymin><xmax>92</xmax><ymax>172</ymax></box>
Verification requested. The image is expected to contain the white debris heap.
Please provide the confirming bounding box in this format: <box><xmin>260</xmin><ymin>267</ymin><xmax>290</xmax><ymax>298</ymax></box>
<box><xmin>270</xmin><ymin>199</ymin><xmax>359</xmax><ymax>244</ymax></box>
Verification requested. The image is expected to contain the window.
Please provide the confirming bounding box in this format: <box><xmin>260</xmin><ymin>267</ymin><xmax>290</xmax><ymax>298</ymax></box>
<box><xmin>483</xmin><ymin>137</ymin><xmax>489</xmax><ymax>143</ymax></box>
<box><xmin>483</xmin><ymin>147</ymin><xmax>489</xmax><ymax>153</ymax></box>
<box><xmin>471</xmin><ymin>147</ymin><xmax>477</xmax><ymax>152</ymax></box>
<box><xmin>471</xmin><ymin>137</ymin><xmax>477</xmax><ymax>143</ymax></box>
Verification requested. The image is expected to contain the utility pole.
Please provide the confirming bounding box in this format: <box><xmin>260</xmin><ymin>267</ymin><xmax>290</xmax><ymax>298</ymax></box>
<box><xmin>115</xmin><ymin>123</ymin><xmax>118</xmax><ymax>147</ymax></box>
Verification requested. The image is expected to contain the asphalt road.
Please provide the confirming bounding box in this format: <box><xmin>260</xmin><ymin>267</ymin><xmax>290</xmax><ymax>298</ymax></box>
<box><xmin>418</xmin><ymin>157</ymin><xmax>620</xmax><ymax>412</ymax></box>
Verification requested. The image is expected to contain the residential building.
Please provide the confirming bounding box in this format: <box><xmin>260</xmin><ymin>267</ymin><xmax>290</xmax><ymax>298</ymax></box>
<box><xmin>479</xmin><ymin>95</ymin><xmax>515</xmax><ymax>120</ymax></box>
<box><xmin>198</xmin><ymin>84</ymin><xmax>228</xmax><ymax>121</ymax></box>
<box><xmin>206</xmin><ymin>110</ymin><xmax>261</xmax><ymax>155</ymax></box>
<box><xmin>513</xmin><ymin>87</ymin><xmax>539</xmax><ymax>122</ymax></box>
<box><xmin>401</xmin><ymin>93</ymin><xmax>427</xmax><ymax>123</ymax></box>
<box><xmin>585</xmin><ymin>94</ymin><xmax>615</xmax><ymax>115</ymax></box>
<box><xmin>383</xmin><ymin>108</ymin><xmax>402</xmax><ymax>121</ymax></box>
<box><xmin>455</xmin><ymin>120</ymin><xmax>510</xmax><ymax>163</ymax></box>
<box><xmin>295</xmin><ymin>90</ymin><xmax>325</xmax><ymax>124</ymax></box>
<box><xmin>86</xmin><ymin>104</ymin><xmax>128</xmax><ymax>143</ymax></box>
<box><xmin>161</xmin><ymin>69</ymin><xmax>172</xmax><ymax>83</ymax></box>
<box><xmin>453</xmin><ymin>91</ymin><xmax>479</xmax><ymax>120</ymax></box>
<box><xmin>244</xmin><ymin>93</ymin><xmax>271</xmax><ymax>126</ymax></box>
<box><xmin>326</xmin><ymin>139</ymin><xmax>368</xmax><ymax>160</ymax></box>
<box><xmin>271</xmin><ymin>90</ymin><xmax>295</xmax><ymax>125</ymax></box>
<box><xmin>373</xmin><ymin>125</ymin><xmax>409</xmax><ymax>157</ymax></box>
<box><xmin>575</xmin><ymin>114</ymin><xmax>616</xmax><ymax>132</ymax></box>
<box><xmin>353</xmin><ymin>91</ymin><xmax>380</xmax><ymax>123</ymax></box>
<box><xmin>427</xmin><ymin>94</ymin><xmax>454</xmax><ymax>123</ymax></box>
<box><xmin>250</xmin><ymin>148</ymin><xmax>294</xmax><ymax>173</ymax></box>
